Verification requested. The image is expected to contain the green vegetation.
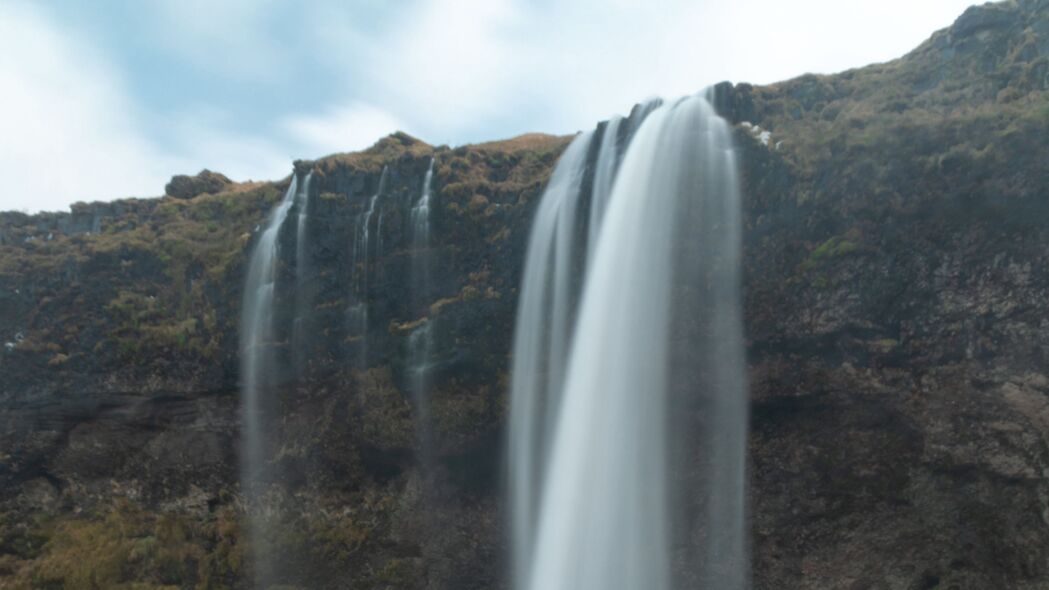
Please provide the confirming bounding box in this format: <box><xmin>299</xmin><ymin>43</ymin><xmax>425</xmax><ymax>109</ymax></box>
<box><xmin>431</xmin><ymin>378</ymin><xmax>494</xmax><ymax>449</ymax></box>
<box><xmin>801</xmin><ymin>230</ymin><xmax>861</xmax><ymax>272</ymax></box>
<box><xmin>315</xmin><ymin>131</ymin><xmax>433</xmax><ymax>174</ymax></box>
<box><xmin>0</xmin><ymin>502</ymin><xmax>243</xmax><ymax>590</ymax></box>
<box><xmin>0</xmin><ymin>181</ymin><xmax>283</xmax><ymax>376</ymax></box>
<box><xmin>731</xmin><ymin>4</ymin><xmax>1049</xmax><ymax>215</ymax></box>
<box><xmin>354</xmin><ymin>367</ymin><xmax>414</xmax><ymax>451</ymax></box>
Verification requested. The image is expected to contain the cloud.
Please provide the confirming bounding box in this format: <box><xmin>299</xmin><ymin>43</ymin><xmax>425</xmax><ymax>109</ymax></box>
<box><xmin>0</xmin><ymin>0</ymin><xmax>982</xmax><ymax>212</ymax></box>
<box><xmin>710</xmin><ymin>0</ymin><xmax>979</xmax><ymax>84</ymax></box>
<box><xmin>282</xmin><ymin>102</ymin><xmax>407</xmax><ymax>156</ymax></box>
<box><xmin>159</xmin><ymin>105</ymin><xmax>293</xmax><ymax>183</ymax></box>
<box><xmin>344</xmin><ymin>0</ymin><xmax>978</xmax><ymax>143</ymax></box>
<box><xmin>0</xmin><ymin>1</ymin><xmax>177</xmax><ymax>212</ymax></box>
<box><xmin>151</xmin><ymin>0</ymin><xmax>289</xmax><ymax>82</ymax></box>
<box><xmin>170</xmin><ymin>125</ymin><xmax>293</xmax><ymax>185</ymax></box>
<box><xmin>354</xmin><ymin>0</ymin><xmax>533</xmax><ymax>142</ymax></box>
<box><xmin>0</xmin><ymin>1</ymin><xmax>296</xmax><ymax>212</ymax></box>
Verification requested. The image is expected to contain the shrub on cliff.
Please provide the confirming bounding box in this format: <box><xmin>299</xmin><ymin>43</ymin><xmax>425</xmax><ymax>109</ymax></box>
<box><xmin>165</xmin><ymin>170</ymin><xmax>234</xmax><ymax>200</ymax></box>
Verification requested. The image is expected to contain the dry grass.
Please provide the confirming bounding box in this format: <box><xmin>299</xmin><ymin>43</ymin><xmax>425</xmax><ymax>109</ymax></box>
<box><xmin>468</xmin><ymin>132</ymin><xmax>570</xmax><ymax>153</ymax></box>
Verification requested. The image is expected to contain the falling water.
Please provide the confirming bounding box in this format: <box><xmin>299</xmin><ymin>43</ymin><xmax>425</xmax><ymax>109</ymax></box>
<box><xmin>508</xmin><ymin>130</ymin><xmax>593</xmax><ymax>584</ymax></box>
<box><xmin>377</xmin><ymin>210</ymin><xmax>386</xmax><ymax>257</ymax></box>
<box><xmin>510</xmin><ymin>94</ymin><xmax>747</xmax><ymax>590</ymax></box>
<box><xmin>586</xmin><ymin>115</ymin><xmax>622</xmax><ymax>258</ymax></box>
<box><xmin>412</xmin><ymin>159</ymin><xmax>434</xmax><ymax>258</ymax></box>
<box><xmin>628</xmin><ymin>97</ymin><xmax>664</xmax><ymax>134</ymax></box>
<box><xmin>360</xmin><ymin>167</ymin><xmax>388</xmax><ymax>268</ymax></box>
<box><xmin>509</xmin><ymin>100</ymin><xmax>659</xmax><ymax>587</ymax></box>
<box><xmin>240</xmin><ymin>172</ymin><xmax>308</xmax><ymax>588</ymax></box>
<box><xmin>295</xmin><ymin>172</ymin><xmax>312</xmax><ymax>277</ymax></box>
<box><xmin>350</xmin><ymin>166</ymin><xmax>388</xmax><ymax>367</ymax></box>
<box><xmin>408</xmin><ymin>158</ymin><xmax>436</xmax><ymax>425</ymax></box>
<box><xmin>292</xmin><ymin>171</ymin><xmax>314</xmax><ymax>373</ymax></box>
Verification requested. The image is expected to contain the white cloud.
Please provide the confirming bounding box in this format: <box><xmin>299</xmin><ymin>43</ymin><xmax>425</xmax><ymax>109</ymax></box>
<box><xmin>710</xmin><ymin>0</ymin><xmax>981</xmax><ymax>84</ymax></box>
<box><xmin>0</xmin><ymin>1</ymin><xmax>296</xmax><ymax>212</ymax></box>
<box><xmin>152</xmin><ymin>0</ymin><xmax>289</xmax><ymax>82</ymax></box>
<box><xmin>356</xmin><ymin>0</ymin><xmax>532</xmax><ymax>140</ymax></box>
<box><xmin>343</xmin><ymin>0</ymin><xmax>981</xmax><ymax>142</ymax></box>
<box><xmin>0</xmin><ymin>0</ymin><xmax>987</xmax><ymax>211</ymax></box>
<box><xmin>0</xmin><ymin>1</ymin><xmax>177</xmax><ymax>212</ymax></box>
<box><xmin>161</xmin><ymin>105</ymin><xmax>293</xmax><ymax>183</ymax></box>
<box><xmin>171</xmin><ymin>124</ymin><xmax>292</xmax><ymax>185</ymax></box>
<box><xmin>282</xmin><ymin>102</ymin><xmax>407</xmax><ymax>156</ymax></box>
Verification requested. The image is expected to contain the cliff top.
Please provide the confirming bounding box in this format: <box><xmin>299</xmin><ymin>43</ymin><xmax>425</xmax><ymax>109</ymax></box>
<box><xmin>6</xmin><ymin>1</ymin><xmax>1046</xmax><ymax>227</ymax></box>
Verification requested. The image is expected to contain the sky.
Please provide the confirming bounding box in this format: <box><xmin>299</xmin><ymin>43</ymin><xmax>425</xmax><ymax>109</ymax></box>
<box><xmin>0</xmin><ymin>0</ymin><xmax>981</xmax><ymax>213</ymax></box>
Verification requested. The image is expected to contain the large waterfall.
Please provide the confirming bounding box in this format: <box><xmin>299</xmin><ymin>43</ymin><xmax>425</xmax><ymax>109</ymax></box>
<box><xmin>586</xmin><ymin>114</ymin><xmax>622</xmax><ymax>258</ymax></box>
<box><xmin>508</xmin><ymin>99</ymin><xmax>658</xmax><ymax>586</ymax></box>
<box><xmin>240</xmin><ymin>171</ymin><xmax>312</xmax><ymax>588</ymax></box>
<box><xmin>510</xmin><ymin>94</ymin><xmax>747</xmax><ymax>590</ymax></box>
<box><xmin>509</xmin><ymin>131</ymin><xmax>593</xmax><ymax>582</ymax></box>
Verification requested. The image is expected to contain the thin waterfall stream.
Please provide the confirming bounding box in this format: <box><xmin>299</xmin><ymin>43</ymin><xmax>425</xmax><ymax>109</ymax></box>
<box><xmin>409</xmin><ymin>157</ymin><xmax>436</xmax><ymax>461</ymax></box>
<box><xmin>293</xmin><ymin>171</ymin><xmax>314</xmax><ymax>373</ymax></box>
<box><xmin>350</xmin><ymin>166</ymin><xmax>388</xmax><ymax>368</ymax></box>
<box><xmin>239</xmin><ymin>171</ymin><xmax>312</xmax><ymax>589</ymax></box>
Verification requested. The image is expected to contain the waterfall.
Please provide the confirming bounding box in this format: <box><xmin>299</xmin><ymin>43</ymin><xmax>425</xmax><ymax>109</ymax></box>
<box><xmin>409</xmin><ymin>158</ymin><xmax>435</xmax><ymax>429</ymax></box>
<box><xmin>240</xmin><ymin>171</ymin><xmax>311</xmax><ymax>588</ymax></box>
<box><xmin>295</xmin><ymin>172</ymin><xmax>312</xmax><ymax>277</ymax></box>
<box><xmin>509</xmin><ymin>100</ymin><xmax>659</xmax><ymax>587</ymax></box>
<box><xmin>412</xmin><ymin>158</ymin><xmax>434</xmax><ymax>257</ymax></box>
<box><xmin>510</xmin><ymin>94</ymin><xmax>747</xmax><ymax>590</ymax></box>
<box><xmin>350</xmin><ymin>166</ymin><xmax>388</xmax><ymax>368</ymax></box>
<box><xmin>508</xmin><ymin>131</ymin><xmax>593</xmax><ymax>585</ymax></box>
<box><xmin>377</xmin><ymin>210</ymin><xmax>386</xmax><ymax>257</ymax></box>
<box><xmin>586</xmin><ymin>115</ymin><xmax>622</xmax><ymax>258</ymax></box>
<box><xmin>292</xmin><ymin>171</ymin><xmax>314</xmax><ymax>373</ymax></box>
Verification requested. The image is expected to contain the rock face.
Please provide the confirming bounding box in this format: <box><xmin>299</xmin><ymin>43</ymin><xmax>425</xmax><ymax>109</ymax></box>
<box><xmin>165</xmin><ymin>170</ymin><xmax>235</xmax><ymax>200</ymax></box>
<box><xmin>3</xmin><ymin>2</ymin><xmax>1049</xmax><ymax>588</ymax></box>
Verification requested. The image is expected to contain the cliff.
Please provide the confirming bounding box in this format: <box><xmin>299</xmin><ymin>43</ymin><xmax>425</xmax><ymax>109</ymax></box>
<box><xmin>3</xmin><ymin>1</ymin><xmax>1049</xmax><ymax>588</ymax></box>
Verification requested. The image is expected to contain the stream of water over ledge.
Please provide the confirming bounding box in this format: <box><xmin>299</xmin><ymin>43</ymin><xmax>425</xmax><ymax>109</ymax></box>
<box><xmin>510</xmin><ymin>93</ymin><xmax>748</xmax><ymax>590</ymax></box>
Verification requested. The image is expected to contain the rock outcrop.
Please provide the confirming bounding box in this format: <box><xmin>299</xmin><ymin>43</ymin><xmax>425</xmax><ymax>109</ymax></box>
<box><xmin>165</xmin><ymin>170</ymin><xmax>235</xmax><ymax>200</ymax></box>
